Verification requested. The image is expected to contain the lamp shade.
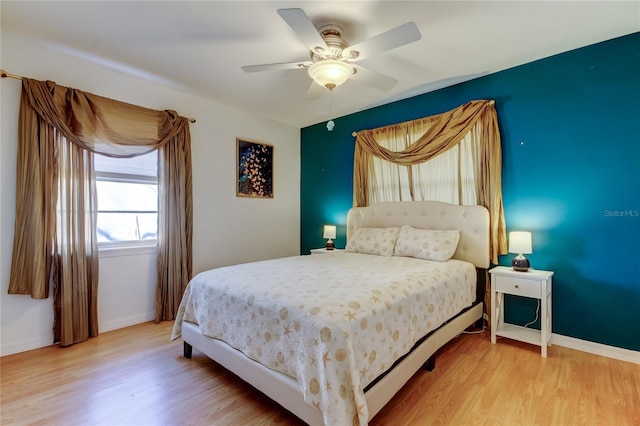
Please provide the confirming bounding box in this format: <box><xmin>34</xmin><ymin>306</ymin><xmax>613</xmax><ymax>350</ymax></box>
<box><xmin>308</xmin><ymin>60</ymin><xmax>353</xmax><ymax>89</ymax></box>
<box><xmin>508</xmin><ymin>231</ymin><xmax>532</xmax><ymax>254</ymax></box>
<box><xmin>323</xmin><ymin>225</ymin><xmax>337</xmax><ymax>240</ymax></box>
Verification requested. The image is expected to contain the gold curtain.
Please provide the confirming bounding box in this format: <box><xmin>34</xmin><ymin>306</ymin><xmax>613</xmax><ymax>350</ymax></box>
<box><xmin>353</xmin><ymin>99</ymin><xmax>507</xmax><ymax>264</ymax></box>
<box><xmin>155</xmin><ymin>130</ymin><xmax>193</xmax><ymax>322</ymax></box>
<box><xmin>8</xmin><ymin>78</ymin><xmax>193</xmax><ymax>345</ymax></box>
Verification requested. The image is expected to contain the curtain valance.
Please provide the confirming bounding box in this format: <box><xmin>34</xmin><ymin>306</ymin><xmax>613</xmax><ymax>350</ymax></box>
<box><xmin>20</xmin><ymin>78</ymin><xmax>187</xmax><ymax>157</ymax></box>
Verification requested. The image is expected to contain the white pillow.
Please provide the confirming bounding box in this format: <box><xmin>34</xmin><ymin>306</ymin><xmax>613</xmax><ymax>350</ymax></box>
<box><xmin>345</xmin><ymin>227</ymin><xmax>400</xmax><ymax>256</ymax></box>
<box><xmin>393</xmin><ymin>225</ymin><xmax>460</xmax><ymax>262</ymax></box>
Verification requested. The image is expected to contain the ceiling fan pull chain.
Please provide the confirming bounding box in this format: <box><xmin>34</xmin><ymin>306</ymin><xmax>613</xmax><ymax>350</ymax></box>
<box><xmin>327</xmin><ymin>89</ymin><xmax>335</xmax><ymax>131</ymax></box>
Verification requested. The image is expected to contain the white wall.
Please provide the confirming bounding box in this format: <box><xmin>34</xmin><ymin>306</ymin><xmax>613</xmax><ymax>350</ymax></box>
<box><xmin>0</xmin><ymin>30</ymin><xmax>300</xmax><ymax>356</ymax></box>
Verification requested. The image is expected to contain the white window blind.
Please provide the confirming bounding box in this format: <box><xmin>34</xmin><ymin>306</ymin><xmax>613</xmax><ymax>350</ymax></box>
<box><xmin>95</xmin><ymin>151</ymin><xmax>158</xmax><ymax>244</ymax></box>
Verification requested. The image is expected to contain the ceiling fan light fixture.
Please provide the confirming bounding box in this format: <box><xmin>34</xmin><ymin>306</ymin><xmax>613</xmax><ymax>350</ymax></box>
<box><xmin>308</xmin><ymin>60</ymin><xmax>353</xmax><ymax>89</ymax></box>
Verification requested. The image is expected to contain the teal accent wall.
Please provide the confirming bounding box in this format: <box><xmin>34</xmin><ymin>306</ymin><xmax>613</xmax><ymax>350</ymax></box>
<box><xmin>300</xmin><ymin>33</ymin><xmax>640</xmax><ymax>351</ymax></box>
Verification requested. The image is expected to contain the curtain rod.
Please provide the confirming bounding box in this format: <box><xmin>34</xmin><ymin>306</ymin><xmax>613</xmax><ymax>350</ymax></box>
<box><xmin>0</xmin><ymin>69</ymin><xmax>21</xmax><ymax>80</ymax></box>
<box><xmin>1</xmin><ymin>69</ymin><xmax>196</xmax><ymax>124</ymax></box>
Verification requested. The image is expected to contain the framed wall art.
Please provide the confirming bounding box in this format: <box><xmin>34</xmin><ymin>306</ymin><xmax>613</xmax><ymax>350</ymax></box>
<box><xmin>236</xmin><ymin>138</ymin><xmax>274</xmax><ymax>198</ymax></box>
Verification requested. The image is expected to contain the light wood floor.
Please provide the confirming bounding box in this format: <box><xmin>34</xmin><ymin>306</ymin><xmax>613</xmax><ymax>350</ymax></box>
<box><xmin>1</xmin><ymin>321</ymin><xmax>638</xmax><ymax>426</ymax></box>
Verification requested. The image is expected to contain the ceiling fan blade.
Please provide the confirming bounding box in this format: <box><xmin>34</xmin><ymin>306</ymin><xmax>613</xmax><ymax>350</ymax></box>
<box><xmin>346</xmin><ymin>22</ymin><xmax>421</xmax><ymax>61</ymax></box>
<box><xmin>277</xmin><ymin>8</ymin><xmax>328</xmax><ymax>53</ymax></box>
<box><xmin>241</xmin><ymin>61</ymin><xmax>310</xmax><ymax>73</ymax></box>
<box><xmin>305</xmin><ymin>81</ymin><xmax>326</xmax><ymax>99</ymax></box>
<box><xmin>351</xmin><ymin>65</ymin><xmax>398</xmax><ymax>92</ymax></box>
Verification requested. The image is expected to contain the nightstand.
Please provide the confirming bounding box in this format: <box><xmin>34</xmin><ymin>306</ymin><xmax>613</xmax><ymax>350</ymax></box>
<box><xmin>310</xmin><ymin>248</ymin><xmax>343</xmax><ymax>254</ymax></box>
<box><xmin>489</xmin><ymin>266</ymin><xmax>554</xmax><ymax>357</ymax></box>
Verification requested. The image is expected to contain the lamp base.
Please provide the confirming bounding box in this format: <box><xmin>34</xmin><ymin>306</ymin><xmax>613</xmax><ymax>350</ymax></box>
<box><xmin>325</xmin><ymin>240</ymin><xmax>335</xmax><ymax>250</ymax></box>
<box><xmin>511</xmin><ymin>254</ymin><xmax>530</xmax><ymax>272</ymax></box>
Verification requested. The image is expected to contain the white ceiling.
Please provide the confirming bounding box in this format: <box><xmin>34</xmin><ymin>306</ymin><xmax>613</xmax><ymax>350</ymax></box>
<box><xmin>2</xmin><ymin>1</ymin><xmax>638</xmax><ymax>128</ymax></box>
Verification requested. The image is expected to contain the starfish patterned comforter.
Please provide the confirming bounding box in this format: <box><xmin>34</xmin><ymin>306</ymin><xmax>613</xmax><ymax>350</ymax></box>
<box><xmin>171</xmin><ymin>252</ymin><xmax>476</xmax><ymax>426</ymax></box>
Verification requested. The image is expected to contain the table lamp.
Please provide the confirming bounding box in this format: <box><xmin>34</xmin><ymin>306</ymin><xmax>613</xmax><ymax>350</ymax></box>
<box><xmin>323</xmin><ymin>225</ymin><xmax>336</xmax><ymax>250</ymax></box>
<box><xmin>509</xmin><ymin>231</ymin><xmax>532</xmax><ymax>272</ymax></box>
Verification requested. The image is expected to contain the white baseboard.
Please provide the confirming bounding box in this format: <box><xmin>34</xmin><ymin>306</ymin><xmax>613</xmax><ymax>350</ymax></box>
<box><xmin>5</xmin><ymin>319</ymin><xmax>637</xmax><ymax>366</ymax></box>
<box><xmin>99</xmin><ymin>312</ymin><xmax>155</xmax><ymax>333</ymax></box>
<box><xmin>551</xmin><ymin>333</ymin><xmax>640</xmax><ymax>365</ymax></box>
<box><xmin>1</xmin><ymin>313</ymin><xmax>156</xmax><ymax>357</ymax></box>
<box><xmin>1</xmin><ymin>336</ymin><xmax>55</xmax><ymax>357</ymax></box>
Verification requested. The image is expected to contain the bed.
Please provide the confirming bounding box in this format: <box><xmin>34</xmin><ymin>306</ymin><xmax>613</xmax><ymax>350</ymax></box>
<box><xmin>171</xmin><ymin>200</ymin><xmax>490</xmax><ymax>425</ymax></box>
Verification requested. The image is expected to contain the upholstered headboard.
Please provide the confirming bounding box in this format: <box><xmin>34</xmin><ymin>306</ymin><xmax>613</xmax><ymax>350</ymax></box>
<box><xmin>346</xmin><ymin>201</ymin><xmax>490</xmax><ymax>269</ymax></box>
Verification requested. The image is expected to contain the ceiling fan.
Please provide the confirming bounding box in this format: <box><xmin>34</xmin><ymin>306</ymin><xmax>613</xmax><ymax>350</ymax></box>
<box><xmin>241</xmin><ymin>8</ymin><xmax>421</xmax><ymax>97</ymax></box>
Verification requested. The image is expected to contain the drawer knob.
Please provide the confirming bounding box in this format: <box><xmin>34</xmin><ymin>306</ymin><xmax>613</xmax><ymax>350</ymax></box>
<box><xmin>514</xmin><ymin>285</ymin><xmax>519</xmax><ymax>288</ymax></box>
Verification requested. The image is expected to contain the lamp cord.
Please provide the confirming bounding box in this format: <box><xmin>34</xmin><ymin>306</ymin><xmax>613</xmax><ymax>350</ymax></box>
<box><xmin>524</xmin><ymin>299</ymin><xmax>541</xmax><ymax>328</ymax></box>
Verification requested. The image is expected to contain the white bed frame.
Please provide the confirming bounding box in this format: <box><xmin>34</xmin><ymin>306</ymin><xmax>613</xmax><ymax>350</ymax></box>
<box><xmin>182</xmin><ymin>201</ymin><xmax>490</xmax><ymax>425</ymax></box>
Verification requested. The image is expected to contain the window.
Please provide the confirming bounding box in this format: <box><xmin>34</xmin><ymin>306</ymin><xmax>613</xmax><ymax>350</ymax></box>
<box><xmin>367</xmin><ymin>127</ymin><xmax>479</xmax><ymax>206</ymax></box>
<box><xmin>95</xmin><ymin>151</ymin><xmax>158</xmax><ymax>246</ymax></box>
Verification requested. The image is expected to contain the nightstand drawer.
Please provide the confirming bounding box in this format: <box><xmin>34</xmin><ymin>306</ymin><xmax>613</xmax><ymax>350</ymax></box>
<box><xmin>495</xmin><ymin>275</ymin><xmax>541</xmax><ymax>298</ymax></box>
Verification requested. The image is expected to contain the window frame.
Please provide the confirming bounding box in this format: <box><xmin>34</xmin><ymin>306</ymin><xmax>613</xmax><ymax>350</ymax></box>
<box><xmin>95</xmin><ymin>170</ymin><xmax>159</xmax><ymax>254</ymax></box>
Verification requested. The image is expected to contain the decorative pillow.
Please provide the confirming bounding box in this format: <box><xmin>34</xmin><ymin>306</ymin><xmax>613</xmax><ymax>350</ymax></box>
<box><xmin>345</xmin><ymin>227</ymin><xmax>400</xmax><ymax>256</ymax></box>
<box><xmin>393</xmin><ymin>225</ymin><xmax>460</xmax><ymax>262</ymax></box>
